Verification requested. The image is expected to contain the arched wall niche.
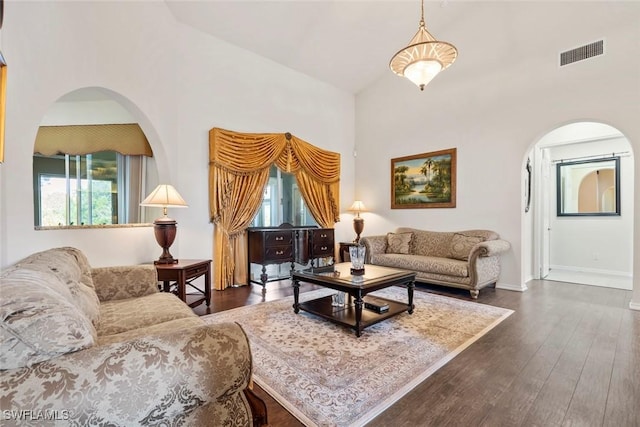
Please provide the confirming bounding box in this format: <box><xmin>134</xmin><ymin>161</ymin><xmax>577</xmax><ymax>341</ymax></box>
<box><xmin>32</xmin><ymin>86</ymin><xmax>167</xmax><ymax>228</ymax></box>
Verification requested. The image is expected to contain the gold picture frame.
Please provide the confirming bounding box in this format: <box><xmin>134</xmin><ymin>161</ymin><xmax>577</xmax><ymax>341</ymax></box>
<box><xmin>391</xmin><ymin>148</ymin><xmax>457</xmax><ymax>209</ymax></box>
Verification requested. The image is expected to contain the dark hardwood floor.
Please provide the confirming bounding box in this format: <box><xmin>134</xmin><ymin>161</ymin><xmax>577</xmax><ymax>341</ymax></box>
<box><xmin>187</xmin><ymin>279</ymin><xmax>639</xmax><ymax>427</ymax></box>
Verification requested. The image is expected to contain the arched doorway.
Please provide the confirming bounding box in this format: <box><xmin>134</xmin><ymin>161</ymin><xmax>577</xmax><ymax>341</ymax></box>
<box><xmin>527</xmin><ymin>122</ymin><xmax>634</xmax><ymax>290</ymax></box>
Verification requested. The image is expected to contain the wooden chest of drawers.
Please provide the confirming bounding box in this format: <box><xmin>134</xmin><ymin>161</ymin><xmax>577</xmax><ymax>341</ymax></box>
<box><xmin>296</xmin><ymin>228</ymin><xmax>335</xmax><ymax>267</ymax></box>
<box><xmin>248</xmin><ymin>228</ymin><xmax>294</xmax><ymax>265</ymax></box>
<box><xmin>247</xmin><ymin>225</ymin><xmax>335</xmax><ymax>290</ymax></box>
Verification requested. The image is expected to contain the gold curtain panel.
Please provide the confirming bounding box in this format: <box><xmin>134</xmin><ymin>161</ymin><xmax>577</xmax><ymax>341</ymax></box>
<box><xmin>209</xmin><ymin>127</ymin><xmax>341</xmax><ymax>290</ymax></box>
<box><xmin>34</xmin><ymin>123</ymin><xmax>153</xmax><ymax>157</ymax></box>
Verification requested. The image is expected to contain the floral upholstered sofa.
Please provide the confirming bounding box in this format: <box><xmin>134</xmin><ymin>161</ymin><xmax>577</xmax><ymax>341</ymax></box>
<box><xmin>360</xmin><ymin>227</ymin><xmax>510</xmax><ymax>298</ymax></box>
<box><xmin>0</xmin><ymin>247</ymin><xmax>258</xmax><ymax>426</ymax></box>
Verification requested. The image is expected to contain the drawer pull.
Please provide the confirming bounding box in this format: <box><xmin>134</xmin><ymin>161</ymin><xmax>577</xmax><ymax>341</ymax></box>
<box><xmin>276</xmin><ymin>250</ymin><xmax>284</xmax><ymax>255</ymax></box>
<box><xmin>275</xmin><ymin>236</ymin><xmax>284</xmax><ymax>241</ymax></box>
<box><xmin>321</xmin><ymin>234</ymin><xmax>327</xmax><ymax>238</ymax></box>
<box><xmin>321</xmin><ymin>246</ymin><xmax>328</xmax><ymax>250</ymax></box>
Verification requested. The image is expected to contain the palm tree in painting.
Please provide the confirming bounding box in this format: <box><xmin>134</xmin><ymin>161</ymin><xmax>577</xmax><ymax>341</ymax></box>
<box><xmin>394</xmin><ymin>165</ymin><xmax>412</xmax><ymax>195</ymax></box>
<box><xmin>420</xmin><ymin>156</ymin><xmax>451</xmax><ymax>201</ymax></box>
<box><xmin>420</xmin><ymin>159</ymin><xmax>433</xmax><ymax>181</ymax></box>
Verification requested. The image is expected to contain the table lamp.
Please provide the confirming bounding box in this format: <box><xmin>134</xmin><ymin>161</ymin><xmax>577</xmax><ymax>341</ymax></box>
<box><xmin>348</xmin><ymin>200</ymin><xmax>367</xmax><ymax>243</ymax></box>
<box><xmin>140</xmin><ymin>184</ymin><xmax>188</xmax><ymax>264</ymax></box>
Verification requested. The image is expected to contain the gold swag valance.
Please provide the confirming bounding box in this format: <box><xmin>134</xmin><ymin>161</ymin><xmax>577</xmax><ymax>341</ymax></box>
<box><xmin>34</xmin><ymin>123</ymin><xmax>153</xmax><ymax>157</ymax></box>
<box><xmin>209</xmin><ymin>127</ymin><xmax>341</xmax><ymax>290</ymax></box>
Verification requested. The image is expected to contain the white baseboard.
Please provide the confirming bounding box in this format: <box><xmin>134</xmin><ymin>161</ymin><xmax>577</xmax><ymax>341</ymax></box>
<box><xmin>630</xmin><ymin>301</ymin><xmax>640</xmax><ymax>311</ymax></box>
<box><xmin>549</xmin><ymin>265</ymin><xmax>632</xmax><ymax>278</ymax></box>
<box><xmin>496</xmin><ymin>282</ymin><xmax>528</xmax><ymax>292</ymax></box>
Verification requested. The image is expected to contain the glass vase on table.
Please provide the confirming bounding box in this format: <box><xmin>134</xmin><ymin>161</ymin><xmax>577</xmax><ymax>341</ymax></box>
<box><xmin>349</xmin><ymin>245</ymin><xmax>366</xmax><ymax>275</ymax></box>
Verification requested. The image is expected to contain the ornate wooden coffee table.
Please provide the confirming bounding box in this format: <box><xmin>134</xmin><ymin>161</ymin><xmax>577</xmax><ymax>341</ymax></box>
<box><xmin>292</xmin><ymin>263</ymin><xmax>415</xmax><ymax>337</ymax></box>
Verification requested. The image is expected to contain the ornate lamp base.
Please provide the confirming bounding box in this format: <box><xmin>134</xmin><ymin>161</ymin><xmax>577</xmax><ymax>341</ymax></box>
<box><xmin>153</xmin><ymin>217</ymin><xmax>178</xmax><ymax>264</ymax></box>
<box><xmin>353</xmin><ymin>217</ymin><xmax>364</xmax><ymax>243</ymax></box>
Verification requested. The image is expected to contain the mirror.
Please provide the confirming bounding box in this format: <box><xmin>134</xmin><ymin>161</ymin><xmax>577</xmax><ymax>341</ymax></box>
<box><xmin>33</xmin><ymin>88</ymin><xmax>159</xmax><ymax>228</ymax></box>
<box><xmin>556</xmin><ymin>156</ymin><xmax>620</xmax><ymax>216</ymax></box>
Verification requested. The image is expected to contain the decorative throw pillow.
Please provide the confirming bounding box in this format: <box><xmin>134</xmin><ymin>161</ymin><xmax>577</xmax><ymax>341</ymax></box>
<box><xmin>13</xmin><ymin>247</ymin><xmax>102</xmax><ymax>326</ymax></box>
<box><xmin>63</xmin><ymin>246</ymin><xmax>97</xmax><ymax>289</ymax></box>
<box><xmin>450</xmin><ymin>233</ymin><xmax>485</xmax><ymax>260</ymax></box>
<box><xmin>385</xmin><ymin>232</ymin><xmax>413</xmax><ymax>254</ymax></box>
<box><xmin>0</xmin><ymin>270</ymin><xmax>97</xmax><ymax>370</ymax></box>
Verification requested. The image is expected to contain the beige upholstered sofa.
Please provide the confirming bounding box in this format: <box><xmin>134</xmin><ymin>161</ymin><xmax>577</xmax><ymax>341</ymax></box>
<box><xmin>0</xmin><ymin>247</ymin><xmax>257</xmax><ymax>426</ymax></box>
<box><xmin>360</xmin><ymin>227</ymin><xmax>510</xmax><ymax>299</ymax></box>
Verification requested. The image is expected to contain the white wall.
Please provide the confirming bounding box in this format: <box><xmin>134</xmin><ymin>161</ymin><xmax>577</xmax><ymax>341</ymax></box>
<box><xmin>547</xmin><ymin>137</ymin><xmax>633</xmax><ymax>276</ymax></box>
<box><xmin>0</xmin><ymin>1</ymin><xmax>355</xmax><ymax>268</ymax></box>
<box><xmin>41</xmin><ymin>97</ymin><xmax>136</xmax><ymax>126</ymax></box>
<box><xmin>355</xmin><ymin>2</ymin><xmax>640</xmax><ymax>301</ymax></box>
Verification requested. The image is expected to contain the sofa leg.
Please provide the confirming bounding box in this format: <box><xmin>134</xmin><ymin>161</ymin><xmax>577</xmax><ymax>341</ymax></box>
<box><xmin>244</xmin><ymin>387</ymin><xmax>268</xmax><ymax>426</ymax></box>
<box><xmin>469</xmin><ymin>290</ymin><xmax>479</xmax><ymax>299</ymax></box>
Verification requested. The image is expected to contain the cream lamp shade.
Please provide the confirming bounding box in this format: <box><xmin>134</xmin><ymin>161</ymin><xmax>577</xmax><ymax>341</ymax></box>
<box><xmin>140</xmin><ymin>184</ymin><xmax>188</xmax><ymax>216</ymax></box>
<box><xmin>348</xmin><ymin>200</ymin><xmax>367</xmax><ymax>218</ymax></box>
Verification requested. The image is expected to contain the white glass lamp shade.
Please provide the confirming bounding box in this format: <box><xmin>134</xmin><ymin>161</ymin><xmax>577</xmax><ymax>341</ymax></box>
<box><xmin>403</xmin><ymin>59</ymin><xmax>443</xmax><ymax>90</ymax></box>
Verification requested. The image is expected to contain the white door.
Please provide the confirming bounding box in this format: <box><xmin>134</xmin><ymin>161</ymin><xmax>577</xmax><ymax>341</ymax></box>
<box><xmin>540</xmin><ymin>148</ymin><xmax>551</xmax><ymax>278</ymax></box>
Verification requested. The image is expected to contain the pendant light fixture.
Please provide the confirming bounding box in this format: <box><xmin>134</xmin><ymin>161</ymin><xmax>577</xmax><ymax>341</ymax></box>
<box><xmin>389</xmin><ymin>0</ymin><xmax>458</xmax><ymax>91</ymax></box>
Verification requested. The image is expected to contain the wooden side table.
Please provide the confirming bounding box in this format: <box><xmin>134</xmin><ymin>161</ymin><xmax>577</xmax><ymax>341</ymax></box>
<box><xmin>155</xmin><ymin>259</ymin><xmax>211</xmax><ymax>308</ymax></box>
<box><xmin>338</xmin><ymin>242</ymin><xmax>359</xmax><ymax>263</ymax></box>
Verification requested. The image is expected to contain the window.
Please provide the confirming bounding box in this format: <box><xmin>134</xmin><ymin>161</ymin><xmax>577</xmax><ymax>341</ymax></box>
<box><xmin>34</xmin><ymin>151</ymin><xmax>146</xmax><ymax>226</ymax></box>
<box><xmin>252</xmin><ymin>165</ymin><xmax>317</xmax><ymax>227</ymax></box>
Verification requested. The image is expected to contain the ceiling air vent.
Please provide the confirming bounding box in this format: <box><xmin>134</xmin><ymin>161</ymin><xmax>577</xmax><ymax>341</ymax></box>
<box><xmin>560</xmin><ymin>40</ymin><xmax>604</xmax><ymax>67</ymax></box>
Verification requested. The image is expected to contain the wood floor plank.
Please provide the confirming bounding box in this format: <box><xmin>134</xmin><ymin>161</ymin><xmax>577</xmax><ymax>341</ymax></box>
<box><xmin>372</xmin><ymin>282</ymin><xmax>575</xmax><ymax>426</ymax></box>
<box><xmin>603</xmin><ymin>309</ymin><xmax>640</xmax><ymax>427</ymax></box>
<box><xmin>561</xmin><ymin>305</ymin><xmax>622</xmax><ymax>426</ymax></box>
<box><xmin>437</xmin><ymin>288</ymin><xmax>596</xmax><ymax>426</ymax></box>
<box><xmin>478</xmin><ymin>302</ymin><xmax>586</xmax><ymax>426</ymax></box>
<box><xmin>522</xmin><ymin>301</ymin><xmax>608</xmax><ymax>426</ymax></box>
<box><xmin>189</xmin><ymin>278</ymin><xmax>640</xmax><ymax>427</ymax></box>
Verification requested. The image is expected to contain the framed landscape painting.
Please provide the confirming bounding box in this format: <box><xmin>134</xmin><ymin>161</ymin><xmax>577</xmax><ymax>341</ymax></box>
<box><xmin>391</xmin><ymin>148</ymin><xmax>457</xmax><ymax>209</ymax></box>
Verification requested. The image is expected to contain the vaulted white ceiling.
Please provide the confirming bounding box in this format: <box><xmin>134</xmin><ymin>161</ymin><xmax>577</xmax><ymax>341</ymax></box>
<box><xmin>165</xmin><ymin>1</ymin><xmax>638</xmax><ymax>94</ymax></box>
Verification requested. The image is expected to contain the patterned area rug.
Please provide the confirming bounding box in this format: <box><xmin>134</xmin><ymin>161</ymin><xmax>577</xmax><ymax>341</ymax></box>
<box><xmin>202</xmin><ymin>287</ymin><xmax>513</xmax><ymax>427</ymax></box>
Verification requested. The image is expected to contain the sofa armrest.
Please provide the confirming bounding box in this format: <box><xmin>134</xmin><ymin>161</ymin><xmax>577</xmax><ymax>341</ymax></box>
<box><xmin>359</xmin><ymin>235</ymin><xmax>388</xmax><ymax>263</ymax></box>
<box><xmin>466</xmin><ymin>239</ymin><xmax>510</xmax><ymax>289</ymax></box>
<box><xmin>474</xmin><ymin>239</ymin><xmax>511</xmax><ymax>257</ymax></box>
<box><xmin>0</xmin><ymin>323</ymin><xmax>253</xmax><ymax>426</ymax></box>
<box><xmin>91</xmin><ymin>265</ymin><xmax>158</xmax><ymax>302</ymax></box>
